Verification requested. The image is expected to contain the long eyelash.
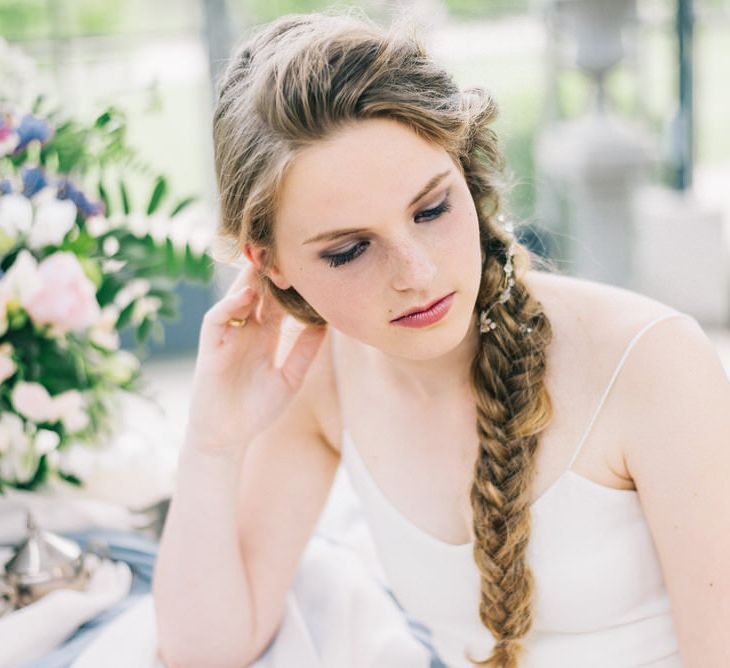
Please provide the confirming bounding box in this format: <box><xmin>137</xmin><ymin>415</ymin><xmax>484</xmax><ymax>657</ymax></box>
<box><xmin>325</xmin><ymin>194</ymin><xmax>451</xmax><ymax>268</ymax></box>
<box><xmin>326</xmin><ymin>241</ymin><xmax>369</xmax><ymax>268</ymax></box>
<box><xmin>414</xmin><ymin>196</ymin><xmax>451</xmax><ymax>222</ymax></box>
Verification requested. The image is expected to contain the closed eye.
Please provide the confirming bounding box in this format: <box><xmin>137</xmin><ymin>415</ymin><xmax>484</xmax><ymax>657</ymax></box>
<box><xmin>323</xmin><ymin>194</ymin><xmax>452</xmax><ymax>268</ymax></box>
<box><xmin>414</xmin><ymin>196</ymin><xmax>451</xmax><ymax>222</ymax></box>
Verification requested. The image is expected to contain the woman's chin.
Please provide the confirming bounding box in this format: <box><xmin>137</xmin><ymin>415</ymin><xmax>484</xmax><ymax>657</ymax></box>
<box><xmin>384</xmin><ymin>313</ymin><xmax>478</xmax><ymax>361</ymax></box>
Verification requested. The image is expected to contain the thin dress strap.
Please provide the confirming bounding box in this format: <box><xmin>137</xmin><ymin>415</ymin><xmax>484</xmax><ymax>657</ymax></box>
<box><xmin>565</xmin><ymin>311</ymin><xmax>693</xmax><ymax>470</ymax></box>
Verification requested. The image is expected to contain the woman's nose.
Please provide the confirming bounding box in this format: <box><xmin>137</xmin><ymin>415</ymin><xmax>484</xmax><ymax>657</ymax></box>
<box><xmin>389</xmin><ymin>241</ymin><xmax>437</xmax><ymax>291</ymax></box>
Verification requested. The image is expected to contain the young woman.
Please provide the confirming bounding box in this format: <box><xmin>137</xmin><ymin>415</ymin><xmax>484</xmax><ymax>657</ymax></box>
<box><xmin>153</xmin><ymin>11</ymin><xmax>730</xmax><ymax>668</ymax></box>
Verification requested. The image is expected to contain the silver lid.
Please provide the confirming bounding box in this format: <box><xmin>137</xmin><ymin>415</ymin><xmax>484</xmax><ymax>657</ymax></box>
<box><xmin>3</xmin><ymin>511</ymin><xmax>84</xmax><ymax>587</ymax></box>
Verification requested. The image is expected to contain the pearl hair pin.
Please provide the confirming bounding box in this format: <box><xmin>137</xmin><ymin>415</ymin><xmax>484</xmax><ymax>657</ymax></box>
<box><xmin>479</xmin><ymin>216</ymin><xmax>533</xmax><ymax>336</ymax></box>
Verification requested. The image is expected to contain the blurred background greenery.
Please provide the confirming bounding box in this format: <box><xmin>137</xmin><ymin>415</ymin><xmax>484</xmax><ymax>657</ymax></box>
<box><xmin>2</xmin><ymin>0</ymin><xmax>728</xmax><ymax>220</ymax></box>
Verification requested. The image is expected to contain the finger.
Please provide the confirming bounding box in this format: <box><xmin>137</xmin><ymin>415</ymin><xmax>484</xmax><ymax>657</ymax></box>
<box><xmin>279</xmin><ymin>324</ymin><xmax>328</xmax><ymax>391</ymax></box>
<box><xmin>225</xmin><ymin>263</ymin><xmax>260</xmax><ymax>298</ymax></box>
<box><xmin>255</xmin><ymin>288</ymin><xmax>288</xmax><ymax>329</ymax></box>
<box><xmin>204</xmin><ymin>286</ymin><xmax>257</xmax><ymax>328</ymax></box>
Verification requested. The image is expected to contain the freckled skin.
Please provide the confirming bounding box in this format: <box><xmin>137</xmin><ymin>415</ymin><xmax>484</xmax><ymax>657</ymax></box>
<box><xmin>258</xmin><ymin>117</ymin><xmax>483</xmax><ymax>368</ymax></box>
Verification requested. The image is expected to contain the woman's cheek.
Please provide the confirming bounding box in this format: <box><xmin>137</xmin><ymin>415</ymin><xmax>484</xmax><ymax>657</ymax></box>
<box><xmin>302</xmin><ymin>274</ymin><xmax>366</xmax><ymax>324</ymax></box>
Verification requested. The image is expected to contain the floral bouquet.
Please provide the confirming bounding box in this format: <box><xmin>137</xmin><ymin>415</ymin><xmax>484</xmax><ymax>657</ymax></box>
<box><xmin>0</xmin><ymin>39</ymin><xmax>214</xmax><ymax>493</ymax></box>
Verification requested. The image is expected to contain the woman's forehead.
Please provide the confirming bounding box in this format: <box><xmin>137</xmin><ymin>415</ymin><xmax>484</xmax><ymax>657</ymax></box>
<box><xmin>276</xmin><ymin>118</ymin><xmax>454</xmax><ymax>236</ymax></box>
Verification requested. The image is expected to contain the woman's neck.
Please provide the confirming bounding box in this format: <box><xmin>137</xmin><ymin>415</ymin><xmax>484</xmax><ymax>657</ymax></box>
<box><xmin>373</xmin><ymin>317</ymin><xmax>481</xmax><ymax>404</ymax></box>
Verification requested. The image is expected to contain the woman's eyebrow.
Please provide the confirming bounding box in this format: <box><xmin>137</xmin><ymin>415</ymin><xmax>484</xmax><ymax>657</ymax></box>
<box><xmin>407</xmin><ymin>169</ymin><xmax>451</xmax><ymax>207</ymax></box>
<box><xmin>302</xmin><ymin>169</ymin><xmax>451</xmax><ymax>245</ymax></box>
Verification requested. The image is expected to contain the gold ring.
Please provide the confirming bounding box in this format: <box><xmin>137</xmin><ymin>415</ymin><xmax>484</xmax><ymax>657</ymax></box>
<box><xmin>227</xmin><ymin>317</ymin><xmax>248</xmax><ymax>328</ymax></box>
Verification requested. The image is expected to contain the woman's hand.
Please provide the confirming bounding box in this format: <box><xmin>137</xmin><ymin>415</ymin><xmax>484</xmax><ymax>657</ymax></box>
<box><xmin>185</xmin><ymin>263</ymin><xmax>327</xmax><ymax>454</ymax></box>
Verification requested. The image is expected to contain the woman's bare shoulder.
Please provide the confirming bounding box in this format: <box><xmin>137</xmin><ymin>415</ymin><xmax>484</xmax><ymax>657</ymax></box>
<box><xmin>523</xmin><ymin>269</ymin><xmax>685</xmax><ymax>404</ymax></box>
<box><xmin>524</xmin><ymin>269</ymin><xmax>681</xmax><ymax>343</ymax></box>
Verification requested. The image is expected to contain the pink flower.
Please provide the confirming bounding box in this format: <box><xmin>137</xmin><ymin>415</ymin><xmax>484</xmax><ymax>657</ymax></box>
<box><xmin>23</xmin><ymin>251</ymin><xmax>100</xmax><ymax>334</ymax></box>
<box><xmin>0</xmin><ymin>342</ymin><xmax>16</xmax><ymax>383</ymax></box>
<box><xmin>11</xmin><ymin>381</ymin><xmax>56</xmax><ymax>423</ymax></box>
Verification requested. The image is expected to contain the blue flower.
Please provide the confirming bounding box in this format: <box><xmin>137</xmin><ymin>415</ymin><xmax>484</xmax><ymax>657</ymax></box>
<box><xmin>0</xmin><ymin>179</ymin><xmax>11</xmax><ymax>195</ymax></box>
<box><xmin>15</xmin><ymin>114</ymin><xmax>53</xmax><ymax>152</ymax></box>
<box><xmin>22</xmin><ymin>166</ymin><xmax>48</xmax><ymax>198</ymax></box>
<box><xmin>57</xmin><ymin>179</ymin><xmax>104</xmax><ymax>218</ymax></box>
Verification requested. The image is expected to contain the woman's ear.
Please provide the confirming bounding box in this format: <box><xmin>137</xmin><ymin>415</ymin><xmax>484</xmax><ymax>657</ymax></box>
<box><xmin>243</xmin><ymin>243</ymin><xmax>292</xmax><ymax>290</ymax></box>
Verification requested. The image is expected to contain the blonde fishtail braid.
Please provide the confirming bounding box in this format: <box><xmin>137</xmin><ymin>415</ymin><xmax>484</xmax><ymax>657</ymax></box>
<box><xmin>465</xmin><ymin>234</ymin><xmax>554</xmax><ymax>667</ymax></box>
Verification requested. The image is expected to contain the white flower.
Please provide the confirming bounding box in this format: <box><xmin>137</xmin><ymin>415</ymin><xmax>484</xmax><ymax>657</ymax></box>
<box><xmin>131</xmin><ymin>295</ymin><xmax>162</xmax><ymax>326</ymax></box>
<box><xmin>147</xmin><ymin>213</ymin><xmax>170</xmax><ymax>245</ymax></box>
<box><xmin>86</xmin><ymin>214</ymin><xmax>111</xmax><ymax>237</ymax></box>
<box><xmin>188</xmin><ymin>226</ymin><xmax>213</xmax><ymax>255</ymax></box>
<box><xmin>167</xmin><ymin>203</ymin><xmax>214</xmax><ymax>253</ymax></box>
<box><xmin>29</xmin><ymin>185</ymin><xmax>58</xmax><ymax>206</ymax></box>
<box><xmin>0</xmin><ymin>412</ymin><xmax>25</xmax><ymax>455</ymax></box>
<box><xmin>0</xmin><ymin>342</ymin><xmax>16</xmax><ymax>383</ymax></box>
<box><xmin>103</xmin><ymin>349</ymin><xmax>140</xmax><ymax>385</ymax></box>
<box><xmin>0</xmin><ymin>193</ymin><xmax>33</xmax><ymax>238</ymax></box>
<box><xmin>89</xmin><ymin>304</ymin><xmax>121</xmax><ymax>350</ymax></box>
<box><xmin>35</xmin><ymin>428</ymin><xmax>60</xmax><ymax>454</ymax></box>
<box><xmin>101</xmin><ymin>258</ymin><xmax>127</xmax><ymax>273</ymax></box>
<box><xmin>102</xmin><ymin>236</ymin><xmax>120</xmax><ymax>256</ymax></box>
<box><xmin>53</xmin><ymin>390</ymin><xmax>90</xmax><ymax>434</ymax></box>
<box><xmin>27</xmin><ymin>196</ymin><xmax>77</xmax><ymax>249</ymax></box>
<box><xmin>127</xmin><ymin>212</ymin><xmax>149</xmax><ymax>238</ymax></box>
<box><xmin>108</xmin><ymin>213</ymin><xmax>126</xmax><ymax>228</ymax></box>
<box><xmin>0</xmin><ymin>249</ymin><xmax>42</xmax><ymax>304</ymax></box>
<box><xmin>113</xmin><ymin>278</ymin><xmax>151</xmax><ymax>310</ymax></box>
<box><xmin>0</xmin><ymin>412</ymin><xmax>36</xmax><ymax>483</ymax></box>
<box><xmin>11</xmin><ymin>381</ymin><xmax>56</xmax><ymax>423</ymax></box>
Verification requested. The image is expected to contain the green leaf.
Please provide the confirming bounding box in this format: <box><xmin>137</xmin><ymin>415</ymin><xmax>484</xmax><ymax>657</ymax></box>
<box><xmin>183</xmin><ymin>248</ymin><xmax>214</xmax><ymax>283</ymax></box>
<box><xmin>164</xmin><ymin>238</ymin><xmax>180</xmax><ymax>277</ymax></box>
<box><xmin>58</xmin><ymin>231</ymin><xmax>96</xmax><ymax>256</ymax></box>
<box><xmin>97</xmin><ymin>180</ymin><xmax>110</xmax><ymax>215</ymax></box>
<box><xmin>183</xmin><ymin>244</ymin><xmax>198</xmax><ymax>278</ymax></box>
<box><xmin>57</xmin><ymin>470</ymin><xmax>83</xmax><ymax>487</ymax></box>
<box><xmin>170</xmin><ymin>195</ymin><xmax>196</xmax><ymax>217</ymax></box>
<box><xmin>116</xmin><ymin>300</ymin><xmax>136</xmax><ymax>330</ymax></box>
<box><xmin>120</xmin><ymin>180</ymin><xmax>131</xmax><ymax>215</ymax></box>
<box><xmin>95</xmin><ymin>111</ymin><xmax>112</xmax><ymax>128</ymax></box>
<box><xmin>136</xmin><ymin>317</ymin><xmax>153</xmax><ymax>343</ymax></box>
<box><xmin>147</xmin><ymin>176</ymin><xmax>168</xmax><ymax>215</ymax></box>
<box><xmin>32</xmin><ymin>94</ymin><xmax>46</xmax><ymax>115</ymax></box>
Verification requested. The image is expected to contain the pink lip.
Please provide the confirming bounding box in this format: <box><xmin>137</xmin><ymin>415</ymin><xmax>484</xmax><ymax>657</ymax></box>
<box><xmin>391</xmin><ymin>292</ymin><xmax>455</xmax><ymax>328</ymax></box>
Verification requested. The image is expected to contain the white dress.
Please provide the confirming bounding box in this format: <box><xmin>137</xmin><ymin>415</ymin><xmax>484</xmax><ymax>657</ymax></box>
<box><xmin>338</xmin><ymin>311</ymin><xmax>690</xmax><ymax>667</ymax></box>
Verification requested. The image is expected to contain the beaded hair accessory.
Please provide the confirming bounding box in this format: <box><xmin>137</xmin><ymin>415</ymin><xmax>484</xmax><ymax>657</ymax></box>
<box><xmin>479</xmin><ymin>216</ymin><xmax>533</xmax><ymax>336</ymax></box>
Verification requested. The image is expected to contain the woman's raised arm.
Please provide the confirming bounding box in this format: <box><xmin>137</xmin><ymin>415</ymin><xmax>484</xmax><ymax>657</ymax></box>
<box><xmin>152</xmin><ymin>266</ymin><xmax>335</xmax><ymax>667</ymax></box>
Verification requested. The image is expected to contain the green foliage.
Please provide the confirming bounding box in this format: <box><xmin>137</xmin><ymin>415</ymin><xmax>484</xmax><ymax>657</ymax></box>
<box><xmin>146</xmin><ymin>176</ymin><xmax>168</xmax><ymax>214</ymax></box>
<box><xmin>0</xmin><ymin>0</ymin><xmax>49</xmax><ymax>40</ymax></box>
<box><xmin>0</xmin><ymin>53</ymin><xmax>214</xmax><ymax>492</ymax></box>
